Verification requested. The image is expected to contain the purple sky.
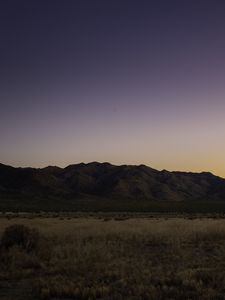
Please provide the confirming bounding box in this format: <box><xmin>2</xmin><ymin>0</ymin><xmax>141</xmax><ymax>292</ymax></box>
<box><xmin>1</xmin><ymin>0</ymin><xmax>225</xmax><ymax>177</ymax></box>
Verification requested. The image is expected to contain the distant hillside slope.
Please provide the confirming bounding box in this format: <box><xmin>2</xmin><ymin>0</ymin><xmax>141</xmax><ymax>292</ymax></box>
<box><xmin>1</xmin><ymin>162</ymin><xmax>225</xmax><ymax>211</ymax></box>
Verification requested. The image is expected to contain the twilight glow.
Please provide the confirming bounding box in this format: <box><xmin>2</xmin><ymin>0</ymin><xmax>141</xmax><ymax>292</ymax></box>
<box><xmin>1</xmin><ymin>0</ymin><xmax>225</xmax><ymax>177</ymax></box>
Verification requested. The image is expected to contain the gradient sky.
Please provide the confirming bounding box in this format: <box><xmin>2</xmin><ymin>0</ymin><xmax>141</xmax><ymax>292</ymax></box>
<box><xmin>1</xmin><ymin>0</ymin><xmax>225</xmax><ymax>177</ymax></box>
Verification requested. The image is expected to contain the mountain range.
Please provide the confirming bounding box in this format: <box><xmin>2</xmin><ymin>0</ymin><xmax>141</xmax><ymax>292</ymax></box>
<box><xmin>1</xmin><ymin>162</ymin><xmax>225</xmax><ymax>211</ymax></box>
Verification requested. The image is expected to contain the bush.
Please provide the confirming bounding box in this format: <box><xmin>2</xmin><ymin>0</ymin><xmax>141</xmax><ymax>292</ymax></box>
<box><xmin>0</xmin><ymin>224</ymin><xmax>40</xmax><ymax>252</ymax></box>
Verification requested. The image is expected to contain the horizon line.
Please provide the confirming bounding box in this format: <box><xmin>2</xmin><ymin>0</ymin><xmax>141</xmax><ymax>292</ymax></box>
<box><xmin>0</xmin><ymin>161</ymin><xmax>223</xmax><ymax>179</ymax></box>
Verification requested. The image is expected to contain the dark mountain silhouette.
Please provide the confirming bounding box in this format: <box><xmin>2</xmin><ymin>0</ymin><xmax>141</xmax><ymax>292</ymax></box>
<box><xmin>1</xmin><ymin>162</ymin><xmax>225</xmax><ymax>211</ymax></box>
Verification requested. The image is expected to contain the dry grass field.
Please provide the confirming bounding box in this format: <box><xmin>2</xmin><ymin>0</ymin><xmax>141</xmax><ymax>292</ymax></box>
<box><xmin>1</xmin><ymin>214</ymin><xmax>225</xmax><ymax>299</ymax></box>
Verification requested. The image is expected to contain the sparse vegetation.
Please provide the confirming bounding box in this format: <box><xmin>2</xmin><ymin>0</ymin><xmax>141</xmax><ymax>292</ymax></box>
<box><xmin>1</xmin><ymin>224</ymin><xmax>40</xmax><ymax>252</ymax></box>
<box><xmin>1</xmin><ymin>215</ymin><xmax>225</xmax><ymax>299</ymax></box>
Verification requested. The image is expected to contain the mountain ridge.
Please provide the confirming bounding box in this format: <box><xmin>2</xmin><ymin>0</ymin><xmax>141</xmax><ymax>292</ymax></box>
<box><xmin>1</xmin><ymin>162</ymin><xmax>225</xmax><ymax>211</ymax></box>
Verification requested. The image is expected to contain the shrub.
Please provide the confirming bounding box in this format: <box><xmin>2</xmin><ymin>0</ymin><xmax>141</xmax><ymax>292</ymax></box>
<box><xmin>1</xmin><ymin>224</ymin><xmax>40</xmax><ymax>252</ymax></box>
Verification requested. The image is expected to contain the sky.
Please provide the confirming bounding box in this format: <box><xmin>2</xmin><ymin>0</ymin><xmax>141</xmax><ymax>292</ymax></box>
<box><xmin>1</xmin><ymin>0</ymin><xmax>225</xmax><ymax>177</ymax></box>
